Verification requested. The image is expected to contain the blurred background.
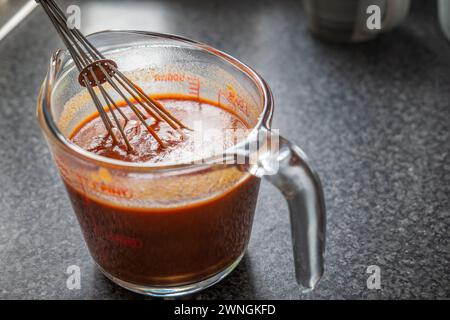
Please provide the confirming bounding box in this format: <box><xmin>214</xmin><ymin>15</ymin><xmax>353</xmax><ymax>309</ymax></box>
<box><xmin>0</xmin><ymin>0</ymin><xmax>449</xmax><ymax>300</ymax></box>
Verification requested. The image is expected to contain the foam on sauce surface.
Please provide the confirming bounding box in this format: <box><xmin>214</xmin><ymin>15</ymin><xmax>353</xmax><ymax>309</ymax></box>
<box><xmin>70</xmin><ymin>98</ymin><xmax>249</xmax><ymax>163</ymax></box>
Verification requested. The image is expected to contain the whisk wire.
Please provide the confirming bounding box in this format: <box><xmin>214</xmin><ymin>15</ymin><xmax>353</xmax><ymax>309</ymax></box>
<box><xmin>37</xmin><ymin>0</ymin><xmax>189</xmax><ymax>150</ymax></box>
<box><xmin>91</xmin><ymin>70</ymin><xmax>133</xmax><ymax>150</ymax></box>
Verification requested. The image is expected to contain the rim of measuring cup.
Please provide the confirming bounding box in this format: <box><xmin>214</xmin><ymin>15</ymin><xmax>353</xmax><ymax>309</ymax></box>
<box><xmin>39</xmin><ymin>30</ymin><xmax>274</xmax><ymax>171</ymax></box>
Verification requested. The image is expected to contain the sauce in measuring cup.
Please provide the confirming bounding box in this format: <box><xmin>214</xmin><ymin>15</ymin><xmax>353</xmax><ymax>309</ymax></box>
<box><xmin>66</xmin><ymin>95</ymin><xmax>260</xmax><ymax>286</ymax></box>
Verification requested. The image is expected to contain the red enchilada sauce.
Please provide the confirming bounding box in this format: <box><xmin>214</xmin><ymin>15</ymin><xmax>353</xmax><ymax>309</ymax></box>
<box><xmin>66</xmin><ymin>95</ymin><xmax>260</xmax><ymax>286</ymax></box>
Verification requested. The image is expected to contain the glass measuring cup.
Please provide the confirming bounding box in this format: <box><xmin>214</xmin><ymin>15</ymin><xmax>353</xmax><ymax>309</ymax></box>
<box><xmin>37</xmin><ymin>30</ymin><xmax>326</xmax><ymax>297</ymax></box>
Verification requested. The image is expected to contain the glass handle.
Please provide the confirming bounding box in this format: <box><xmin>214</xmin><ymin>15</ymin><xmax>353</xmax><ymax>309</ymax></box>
<box><xmin>259</xmin><ymin>130</ymin><xmax>326</xmax><ymax>292</ymax></box>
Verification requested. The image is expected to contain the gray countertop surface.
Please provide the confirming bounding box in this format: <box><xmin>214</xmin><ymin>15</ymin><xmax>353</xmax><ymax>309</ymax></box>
<box><xmin>0</xmin><ymin>0</ymin><xmax>449</xmax><ymax>300</ymax></box>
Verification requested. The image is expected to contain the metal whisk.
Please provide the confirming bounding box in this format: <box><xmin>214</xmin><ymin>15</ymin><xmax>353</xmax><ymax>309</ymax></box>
<box><xmin>37</xmin><ymin>0</ymin><xmax>188</xmax><ymax>150</ymax></box>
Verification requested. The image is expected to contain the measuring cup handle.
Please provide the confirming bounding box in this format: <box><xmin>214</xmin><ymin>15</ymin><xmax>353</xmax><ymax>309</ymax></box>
<box><xmin>260</xmin><ymin>130</ymin><xmax>326</xmax><ymax>292</ymax></box>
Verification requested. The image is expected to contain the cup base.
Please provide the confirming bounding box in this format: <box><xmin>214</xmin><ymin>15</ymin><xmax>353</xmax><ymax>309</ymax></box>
<box><xmin>97</xmin><ymin>253</ymin><xmax>245</xmax><ymax>298</ymax></box>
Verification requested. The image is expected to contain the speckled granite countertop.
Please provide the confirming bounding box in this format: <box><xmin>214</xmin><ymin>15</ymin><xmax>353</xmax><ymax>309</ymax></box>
<box><xmin>0</xmin><ymin>0</ymin><xmax>448</xmax><ymax>300</ymax></box>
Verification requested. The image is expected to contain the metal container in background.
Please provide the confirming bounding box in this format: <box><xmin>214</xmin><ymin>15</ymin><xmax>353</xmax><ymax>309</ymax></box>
<box><xmin>0</xmin><ymin>0</ymin><xmax>37</xmax><ymax>42</ymax></box>
<box><xmin>303</xmin><ymin>0</ymin><xmax>410</xmax><ymax>42</ymax></box>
